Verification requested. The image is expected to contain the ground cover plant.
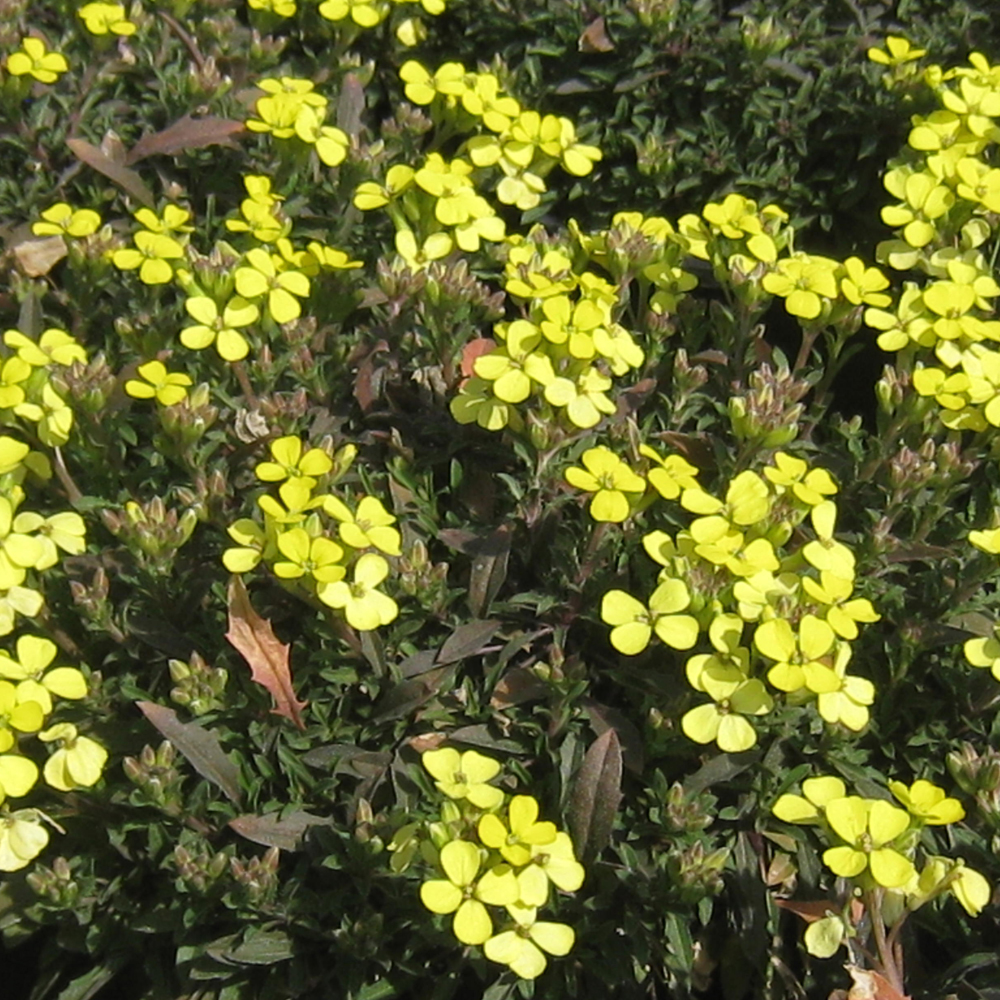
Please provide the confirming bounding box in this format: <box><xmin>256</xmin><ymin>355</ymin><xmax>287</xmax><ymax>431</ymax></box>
<box><xmin>4</xmin><ymin>1</ymin><xmax>1000</xmax><ymax>999</ymax></box>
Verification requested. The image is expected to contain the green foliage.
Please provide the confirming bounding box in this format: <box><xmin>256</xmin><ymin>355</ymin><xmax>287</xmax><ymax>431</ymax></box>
<box><xmin>3</xmin><ymin>2</ymin><xmax>1000</xmax><ymax>1000</ymax></box>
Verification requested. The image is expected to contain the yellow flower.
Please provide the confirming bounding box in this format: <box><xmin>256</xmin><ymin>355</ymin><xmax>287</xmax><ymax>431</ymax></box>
<box><xmin>323</xmin><ymin>495</ymin><xmax>402</xmax><ymax>555</ymax></box>
<box><xmin>77</xmin><ymin>2</ymin><xmax>137</xmax><ymax>36</ymax></box>
<box><xmin>317</xmin><ymin>552</ymin><xmax>398</xmax><ymax>630</ymax></box>
<box><xmin>4</xmin><ymin>328</ymin><xmax>86</xmax><ymax>368</ymax></box>
<box><xmin>38</xmin><ymin>722</ymin><xmax>107</xmax><ymax>791</ymax></box>
<box><xmin>0</xmin><ymin>634</ymin><xmax>86</xmax><ymax>716</ymax></box>
<box><xmin>0</xmin><ymin>681</ymin><xmax>45</xmax><ymax>752</ymax></box>
<box><xmin>112</xmin><ymin>231</ymin><xmax>185</xmax><ymax>285</ymax></box>
<box><xmin>822</xmin><ymin>797</ymin><xmax>915</xmax><ymax>888</ymax></box>
<box><xmin>754</xmin><ymin>614</ymin><xmax>836</xmax><ymax>694</ymax></box>
<box><xmin>484</xmin><ymin>910</ymin><xmax>575</xmax><ymax>980</ymax></box>
<box><xmin>125</xmin><ymin>361</ymin><xmax>193</xmax><ymax>406</ymax></box>
<box><xmin>180</xmin><ymin>296</ymin><xmax>258</xmax><ymax>362</ymax></box>
<box><xmin>601</xmin><ymin>581</ymin><xmax>699</xmax><ymax>655</ymax></box>
<box><xmin>32</xmin><ymin>203</ymin><xmax>100</xmax><ymax>238</ymax></box>
<box><xmin>6</xmin><ymin>37</ymin><xmax>69</xmax><ymax>84</ymax></box>
<box><xmin>272</xmin><ymin>528</ymin><xmax>345</xmax><ymax>584</ymax></box>
<box><xmin>867</xmin><ymin>36</ymin><xmax>926</xmax><ymax>67</ymax></box>
<box><xmin>256</xmin><ymin>436</ymin><xmax>332</xmax><ymax>485</ymax></box>
<box><xmin>421</xmin><ymin>747</ymin><xmax>503</xmax><ymax>809</ymax></box>
<box><xmin>682</xmin><ymin>675</ymin><xmax>772</xmax><ymax>752</ymax></box>
<box><xmin>234</xmin><ymin>248</ymin><xmax>311</xmax><ymax>324</ymax></box>
<box><xmin>888</xmin><ymin>779</ymin><xmax>965</xmax><ymax>825</ymax></box>
<box><xmin>0</xmin><ymin>807</ymin><xmax>47</xmax><ymax>870</ymax></box>
<box><xmin>420</xmin><ymin>839</ymin><xmax>518</xmax><ymax>944</ymax></box>
<box><xmin>564</xmin><ymin>446</ymin><xmax>645</xmax><ymax>522</ymax></box>
<box><xmin>318</xmin><ymin>0</ymin><xmax>384</xmax><ymax>26</ymax></box>
<box><xmin>479</xmin><ymin>795</ymin><xmax>557</xmax><ymax>867</ymax></box>
<box><xmin>772</xmin><ymin>776</ymin><xmax>847</xmax><ymax>824</ymax></box>
<box><xmin>222</xmin><ymin>519</ymin><xmax>266</xmax><ymax>574</ymax></box>
<box><xmin>802</xmin><ymin>500</ymin><xmax>855</xmax><ymax>578</ymax></box>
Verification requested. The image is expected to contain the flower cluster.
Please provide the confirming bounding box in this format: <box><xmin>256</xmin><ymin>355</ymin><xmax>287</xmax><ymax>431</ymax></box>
<box><xmin>246</xmin><ymin>76</ymin><xmax>350</xmax><ymax>167</ymax></box>
<box><xmin>390</xmin><ymin>747</ymin><xmax>583</xmax><ymax>980</ymax></box>
<box><xmin>451</xmin><ymin>261</ymin><xmax>643</xmax><ymax>432</ymax></box>
<box><xmin>862</xmin><ymin>49</ymin><xmax>1000</xmax><ymax>431</ymax></box>
<box><xmin>0</xmin><ymin>633</ymin><xmax>106</xmax><ymax>871</ymax></box>
<box><xmin>107</xmin><ymin>195</ymin><xmax>360</xmax><ymax>356</ymax></box>
<box><xmin>772</xmin><ymin>775</ymin><xmax>988</xmax><ymax>957</ymax></box>
<box><xmin>223</xmin><ymin>436</ymin><xmax>401</xmax><ymax>631</ymax></box>
<box><xmin>576</xmin><ymin>447</ymin><xmax>879</xmax><ymax>750</ymax></box>
<box><xmin>354</xmin><ymin>62</ymin><xmax>600</xmax><ymax>271</ymax></box>
<box><xmin>1</xmin><ymin>326</ymin><xmax>85</xmax><ymax>449</ymax></box>
<box><xmin>317</xmin><ymin>0</ymin><xmax>446</xmax><ymax>30</ymax></box>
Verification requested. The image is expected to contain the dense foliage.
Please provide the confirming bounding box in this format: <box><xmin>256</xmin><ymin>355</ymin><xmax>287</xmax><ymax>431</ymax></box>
<box><xmin>2</xmin><ymin>2</ymin><xmax>1000</xmax><ymax>999</ymax></box>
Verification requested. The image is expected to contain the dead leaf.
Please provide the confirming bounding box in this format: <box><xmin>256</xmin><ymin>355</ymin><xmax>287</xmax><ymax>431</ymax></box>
<box><xmin>67</xmin><ymin>137</ymin><xmax>155</xmax><ymax>207</ymax></box>
<box><xmin>13</xmin><ymin>237</ymin><xmax>67</xmax><ymax>277</ymax></box>
<box><xmin>845</xmin><ymin>965</ymin><xmax>910</xmax><ymax>1000</ymax></box>
<box><xmin>136</xmin><ymin>701</ymin><xmax>242</xmax><ymax>804</ymax></box>
<box><xmin>460</xmin><ymin>338</ymin><xmax>496</xmax><ymax>377</ymax></box>
<box><xmin>408</xmin><ymin>732</ymin><xmax>445</xmax><ymax>753</ymax></box>
<box><xmin>579</xmin><ymin>15</ymin><xmax>614</xmax><ymax>52</ymax></box>
<box><xmin>225</xmin><ymin>576</ymin><xmax>307</xmax><ymax>730</ymax></box>
<box><xmin>127</xmin><ymin>114</ymin><xmax>244</xmax><ymax>164</ymax></box>
<box><xmin>569</xmin><ymin>728</ymin><xmax>622</xmax><ymax>862</ymax></box>
<box><xmin>229</xmin><ymin>811</ymin><xmax>333</xmax><ymax>851</ymax></box>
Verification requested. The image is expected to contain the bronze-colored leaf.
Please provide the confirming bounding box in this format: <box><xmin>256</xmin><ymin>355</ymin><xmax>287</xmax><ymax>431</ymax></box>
<box><xmin>136</xmin><ymin>701</ymin><xmax>242</xmax><ymax>804</ymax></box>
<box><xmin>67</xmin><ymin>137</ymin><xmax>155</xmax><ymax>207</ymax></box>
<box><xmin>582</xmin><ymin>698</ymin><xmax>644</xmax><ymax>774</ymax></box>
<box><xmin>229</xmin><ymin>811</ymin><xmax>333</xmax><ymax>851</ymax></box>
<box><xmin>579</xmin><ymin>15</ymin><xmax>614</xmax><ymax>52</ymax></box>
<box><xmin>437</xmin><ymin>619</ymin><xmax>499</xmax><ymax>664</ymax></box>
<box><xmin>225</xmin><ymin>576</ymin><xmax>307</xmax><ymax>730</ymax></box>
<box><xmin>127</xmin><ymin>114</ymin><xmax>244</xmax><ymax>164</ymax></box>
<box><xmin>491</xmin><ymin>667</ymin><xmax>548</xmax><ymax>708</ymax></box>
<box><xmin>568</xmin><ymin>728</ymin><xmax>622</xmax><ymax>862</ymax></box>
<box><xmin>373</xmin><ymin>667</ymin><xmax>451</xmax><ymax>722</ymax></box>
<box><xmin>468</xmin><ymin>525</ymin><xmax>511</xmax><ymax>617</ymax></box>
<box><xmin>13</xmin><ymin>237</ymin><xmax>67</xmax><ymax>277</ymax></box>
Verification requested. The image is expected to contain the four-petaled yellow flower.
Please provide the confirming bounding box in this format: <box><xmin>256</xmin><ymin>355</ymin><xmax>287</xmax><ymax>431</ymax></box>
<box><xmin>38</xmin><ymin>722</ymin><xmax>107</xmax><ymax>791</ymax></box>
<box><xmin>422</xmin><ymin>747</ymin><xmax>503</xmax><ymax>809</ymax></box>
<box><xmin>255</xmin><ymin>436</ymin><xmax>332</xmax><ymax>485</ymax></box>
<box><xmin>317</xmin><ymin>552</ymin><xmax>398</xmax><ymax>629</ymax></box>
<box><xmin>564</xmin><ymin>446</ymin><xmax>645</xmax><ymax>522</ymax></box>
<box><xmin>6</xmin><ymin>37</ymin><xmax>69</xmax><ymax>84</ymax></box>
<box><xmin>32</xmin><ymin>203</ymin><xmax>100</xmax><ymax>238</ymax></box>
<box><xmin>180</xmin><ymin>296</ymin><xmax>259</xmax><ymax>362</ymax></box>
<box><xmin>234</xmin><ymin>248</ymin><xmax>311</xmax><ymax>324</ymax></box>
<box><xmin>822</xmin><ymin>796</ymin><xmax>915</xmax><ymax>888</ymax></box>
<box><xmin>478</xmin><ymin>795</ymin><xmax>557</xmax><ymax>867</ymax></box>
<box><xmin>77</xmin><ymin>2</ymin><xmax>136</xmax><ymax>36</ymax></box>
<box><xmin>125</xmin><ymin>361</ymin><xmax>193</xmax><ymax>406</ymax></box>
<box><xmin>420</xmin><ymin>839</ymin><xmax>518</xmax><ymax>944</ymax></box>
<box><xmin>112</xmin><ymin>231</ymin><xmax>185</xmax><ymax>285</ymax></box>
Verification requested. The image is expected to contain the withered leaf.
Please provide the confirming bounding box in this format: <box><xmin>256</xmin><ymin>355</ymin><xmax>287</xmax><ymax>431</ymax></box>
<box><xmin>127</xmin><ymin>115</ymin><xmax>245</xmax><ymax>164</ymax></box>
<box><xmin>136</xmin><ymin>701</ymin><xmax>242</xmax><ymax>804</ymax></box>
<box><xmin>67</xmin><ymin>137</ymin><xmax>155</xmax><ymax>207</ymax></box>
<box><xmin>229</xmin><ymin>811</ymin><xmax>333</xmax><ymax>851</ymax></box>
<box><xmin>225</xmin><ymin>576</ymin><xmax>307</xmax><ymax>730</ymax></box>
<box><xmin>579</xmin><ymin>15</ymin><xmax>614</xmax><ymax>52</ymax></box>
<box><xmin>13</xmin><ymin>237</ymin><xmax>67</xmax><ymax>277</ymax></box>
<box><xmin>568</xmin><ymin>728</ymin><xmax>622</xmax><ymax>862</ymax></box>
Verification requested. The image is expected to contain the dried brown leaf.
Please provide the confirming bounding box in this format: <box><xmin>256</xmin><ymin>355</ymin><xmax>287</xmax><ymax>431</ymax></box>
<box><xmin>225</xmin><ymin>576</ymin><xmax>307</xmax><ymax>730</ymax></box>
<box><xmin>13</xmin><ymin>237</ymin><xmax>67</xmax><ymax>277</ymax></box>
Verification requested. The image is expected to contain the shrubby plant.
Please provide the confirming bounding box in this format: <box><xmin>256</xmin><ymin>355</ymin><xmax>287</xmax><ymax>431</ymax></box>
<box><xmin>2</xmin><ymin>2</ymin><xmax>1000</xmax><ymax>1000</ymax></box>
